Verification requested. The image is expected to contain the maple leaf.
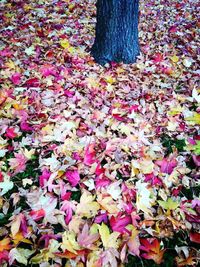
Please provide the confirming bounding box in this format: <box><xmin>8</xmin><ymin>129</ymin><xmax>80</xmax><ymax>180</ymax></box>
<box><xmin>192</xmin><ymin>88</ymin><xmax>200</xmax><ymax>103</ymax></box>
<box><xmin>8</xmin><ymin>152</ymin><xmax>27</xmax><ymax>174</ymax></box>
<box><xmin>0</xmin><ymin>238</ymin><xmax>11</xmax><ymax>252</ymax></box>
<box><xmin>0</xmin><ymin>250</ymin><xmax>9</xmax><ymax>265</ymax></box>
<box><xmin>10</xmin><ymin>73</ymin><xmax>22</xmax><ymax>85</ymax></box>
<box><xmin>110</xmin><ymin>214</ymin><xmax>131</xmax><ymax>234</ymax></box>
<box><xmin>60</xmin><ymin>200</ymin><xmax>76</xmax><ymax>224</ymax></box>
<box><xmin>155</xmin><ymin>157</ymin><xmax>177</xmax><ymax>174</ymax></box>
<box><xmin>135</xmin><ymin>180</ymin><xmax>155</xmax><ymax>215</ymax></box>
<box><xmin>76</xmin><ymin>190</ymin><xmax>100</xmax><ymax>218</ymax></box>
<box><xmin>127</xmin><ymin>226</ymin><xmax>140</xmax><ymax>257</ymax></box>
<box><xmin>11</xmin><ymin>230</ymin><xmax>32</xmax><ymax>245</ymax></box>
<box><xmin>61</xmin><ymin>231</ymin><xmax>81</xmax><ymax>254</ymax></box>
<box><xmin>10</xmin><ymin>213</ymin><xmax>28</xmax><ymax>237</ymax></box>
<box><xmin>4</xmin><ymin>127</ymin><xmax>18</xmax><ymax>139</ymax></box>
<box><xmin>0</xmin><ymin>177</ymin><xmax>14</xmax><ymax>196</ymax></box>
<box><xmin>98</xmin><ymin>223</ymin><xmax>120</xmax><ymax>249</ymax></box>
<box><xmin>9</xmin><ymin>248</ymin><xmax>35</xmax><ymax>265</ymax></box>
<box><xmin>60</xmin><ymin>39</ymin><xmax>70</xmax><ymax>49</ymax></box>
<box><xmin>191</xmin><ymin>140</ymin><xmax>200</xmax><ymax>155</ymax></box>
<box><xmin>84</xmin><ymin>143</ymin><xmax>97</xmax><ymax>166</ymax></box>
<box><xmin>25</xmin><ymin>46</ymin><xmax>35</xmax><ymax>56</ymax></box>
<box><xmin>175</xmin><ymin>253</ymin><xmax>197</xmax><ymax>267</ymax></box>
<box><xmin>152</xmin><ymin>52</ymin><xmax>164</xmax><ymax>63</ymax></box>
<box><xmin>65</xmin><ymin>169</ymin><xmax>80</xmax><ymax>187</ymax></box>
<box><xmin>189</xmin><ymin>232</ymin><xmax>200</xmax><ymax>244</ymax></box>
<box><xmin>77</xmin><ymin>223</ymin><xmax>99</xmax><ymax>249</ymax></box>
<box><xmin>185</xmin><ymin>112</ymin><xmax>200</xmax><ymax>125</ymax></box>
<box><xmin>158</xmin><ymin>198</ymin><xmax>180</xmax><ymax>211</ymax></box>
<box><xmin>29</xmin><ymin>209</ymin><xmax>45</xmax><ymax>221</ymax></box>
<box><xmin>140</xmin><ymin>238</ymin><xmax>166</xmax><ymax>264</ymax></box>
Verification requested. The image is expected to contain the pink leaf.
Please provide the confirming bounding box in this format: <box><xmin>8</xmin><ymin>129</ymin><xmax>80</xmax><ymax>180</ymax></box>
<box><xmin>155</xmin><ymin>157</ymin><xmax>177</xmax><ymax>174</ymax></box>
<box><xmin>84</xmin><ymin>143</ymin><xmax>97</xmax><ymax>166</ymax></box>
<box><xmin>4</xmin><ymin>128</ymin><xmax>18</xmax><ymax>139</ymax></box>
<box><xmin>39</xmin><ymin>169</ymin><xmax>51</xmax><ymax>187</ymax></box>
<box><xmin>8</xmin><ymin>153</ymin><xmax>27</xmax><ymax>174</ymax></box>
<box><xmin>110</xmin><ymin>214</ymin><xmax>131</xmax><ymax>234</ymax></box>
<box><xmin>65</xmin><ymin>169</ymin><xmax>80</xmax><ymax>187</ymax></box>
<box><xmin>77</xmin><ymin>223</ymin><xmax>99</xmax><ymax>249</ymax></box>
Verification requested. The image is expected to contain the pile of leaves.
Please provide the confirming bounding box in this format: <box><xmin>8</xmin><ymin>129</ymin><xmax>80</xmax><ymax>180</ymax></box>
<box><xmin>0</xmin><ymin>0</ymin><xmax>199</xmax><ymax>266</ymax></box>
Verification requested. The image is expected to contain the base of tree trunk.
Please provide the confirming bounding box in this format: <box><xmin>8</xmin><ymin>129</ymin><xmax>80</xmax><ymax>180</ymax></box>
<box><xmin>91</xmin><ymin>0</ymin><xmax>140</xmax><ymax>65</ymax></box>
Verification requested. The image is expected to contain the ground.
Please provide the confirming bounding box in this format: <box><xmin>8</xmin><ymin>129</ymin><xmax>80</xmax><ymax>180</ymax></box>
<box><xmin>0</xmin><ymin>0</ymin><xmax>199</xmax><ymax>266</ymax></box>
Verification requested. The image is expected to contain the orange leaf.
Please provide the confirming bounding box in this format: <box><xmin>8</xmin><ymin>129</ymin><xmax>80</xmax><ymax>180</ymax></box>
<box><xmin>54</xmin><ymin>249</ymin><xmax>86</xmax><ymax>259</ymax></box>
<box><xmin>140</xmin><ymin>238</ymin><xmax>166</xmax><ymax>264</ymax></box>
<box><xmin>0</xmin><ymin>238</ymin><xmax>11</xmax><ymax>252</ymax></box>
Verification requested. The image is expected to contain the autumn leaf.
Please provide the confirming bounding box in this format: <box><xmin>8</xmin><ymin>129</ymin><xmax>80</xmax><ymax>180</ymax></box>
<box><xmin>11</xmin><ymin>231</ymin><xmax>32</xmax><ymax>245</ymax></box>
<box><xmin>189</xmin><ymin>232</ymin><xmax>200</xmax><ymax>244</ymax></box>
<box><xmin>0</xmin><ymin>238</ymin><xmax>11</xmax><ymax>252</ymax></box>
<box><xmin>0</xmin><ymin>178</ymin><xmax>14</xmax><ymax>196</ymax></box>
<box><xmin>127</xmin><ymin>226</ymin><xmax>140</xmax><ymax>257</ymax></box>
<box><xmin>98</xmin><ymin>223</ymin><xmax>120</xmax><ymax>249</ymax></box>
<box><xmin>185</xmin><ymin>112</ymin><xmax>200</xmax><ymax>125</ymax></box>
<box><xmin>61</xmin><ymin>231</ymin><xmax>81</xmax><ymax>254</ymax></box>
<box><xmin>158</xmin><ymin>198</ymin><xmax>180</xmax><ymax>211</ymax></box>
<box><xmin>9</xmin><ymin>248</ymin><xmax>35</xmax><ymax>265</ymax></box>
<box><xmin>77</xmin><ymin>223</ymin><xmax>99</xmax><ymax>249</ymax></box>
<box><xmin>65</xmin><ymin>169</ymin><xmax>80</xmax><ymax>187</ymax></box>
<box><xmin>76</xmin><ymin>190</ymin><xmax>100</xmax><ymax>218</ymax></box>
<box><xmin>140</xmin><ymin>238</ymin><xmax>166</xmax><ymax>264</ymax></box>
<box><xmin>60</xmin><ymin>39</ymin><xmax>70</xmax><ymax>49</ymax></box>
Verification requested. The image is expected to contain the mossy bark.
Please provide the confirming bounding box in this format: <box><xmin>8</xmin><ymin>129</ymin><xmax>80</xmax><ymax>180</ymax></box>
<box><xmin>91</xmin><ymin>0</ymin><xmax>140</xmax><ymax>65</ymax></box>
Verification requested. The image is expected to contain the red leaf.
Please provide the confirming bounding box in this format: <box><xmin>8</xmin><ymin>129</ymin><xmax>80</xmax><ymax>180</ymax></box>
<box><xmin>189</xmin><ymin>232</ymin><xmax>200</xmax><ymax>244</ymax></box>
<box><xmin>140</xmin><ymin>238</ymin><xmax>166</xmax><ymax>264</ymax></box>
<box><xmin>152</xmin><ymin>53</ymin><xmax>164</xmax><ymax>64</ymax></box>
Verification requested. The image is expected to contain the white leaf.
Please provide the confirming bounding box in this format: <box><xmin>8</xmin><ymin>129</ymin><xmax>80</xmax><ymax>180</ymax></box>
<box><xmin>0</xmin><ymin>179</ymin><xmax>14</xmax><ymax>195</ymax></box>
<box><xmin>192</xmin><ymin>88</ymin><xmax>200</xmax><ymax>103</ymax></box>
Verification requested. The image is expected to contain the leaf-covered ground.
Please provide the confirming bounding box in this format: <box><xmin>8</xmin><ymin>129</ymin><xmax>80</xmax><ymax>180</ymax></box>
<box><xmin>0</xmin><ymin>0</ymin><xmax>199</xmax><ymax>266</ymax></box>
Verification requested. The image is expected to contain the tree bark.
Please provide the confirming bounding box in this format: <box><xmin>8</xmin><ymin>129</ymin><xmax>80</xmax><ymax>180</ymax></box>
<box><xmin>91</xmin><ymin>0</ymin><xmax>140</xmax><ymax>65</ymax></box>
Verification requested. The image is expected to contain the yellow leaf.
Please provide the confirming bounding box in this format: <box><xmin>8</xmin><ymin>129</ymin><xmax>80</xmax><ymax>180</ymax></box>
<box><xmin>105</xmin><ymin>76</ymin><xmax>115</xmax><ymax>84</ymax></box>
<box><xmin>68</xmin><ymin>46</ymin><xmax>76</xmax><ymax>54</ymax></box>
<box><xmin>41</xmin><ymin>124</ymin><xmax>54</xmax><ymax>134</ymax></box>
<box><xmin>23</xmin><ymin>4</ymin><xmax>32</xmax><ymax>11</ymax></box>
<box><xmin>5</xmin><ymin>60</ymin><xmax>15</xmax><ymax>69</ymax></box>
<box><xmin>60</xmin><ymin>39</ymin><xmax>70</xmax><ymax>49</ymax></box>
<box><xmin>11</xmin><ymin>231</ymin><xmax>32</xmax><ymax>245</ymax></box>
<box><xmin>12</xmin><ymin>103</ymin><xmax>24</xmax><ymax>110</ymax></box>
<box><xmin>98</xmin><ymin>223</ymin><xmax>120</xmax><ymax>249</ymax></box>
<box><xmin>158</xmin><ymin>198</ymin><xmax>179</xmax><ymax>210</ymax></box>
<box><xmin>5</xmin><ymin>12</ymin><xmax>13</xmax><ymax>18</ymax></box>
<box><xmin>68</xmin><ymin>4</ymin><xmax>75</xmax><ymax>11</ymax></box>
<box><xmin>98</xmin><ymin>223</ymin><xmax>109</xmax><ymax>247</ymax></box>
<box><xmin>61</xmin><ymin>231</ymin><xmax>80</xmax><ymax>254</ymax></box>
<box><xmin>11</xmin><ymin>215</ymin><xmax>21</xmax><ymax>237</ymax></box>
<box><xmin>185</xmin><ymin>112</ymin><xmax>200</xmax><ymax>125</ymax></box>
<box><xmin>168</xmin><ymin>107</ymin><xmax>183</xmax><ymax>116</ymax></box>
<box><xmin>76</xmin><ymin>190</ymin><xmax>100</xmax><ymax>218</ymax></box>
<box><xmin>170</xmin><ymin>55</ymin><xmax>179</xmax><ymax>63</ymax></box>
<box><xmin>97</xmin><ymin>194</ymin><xmax>119</xmax><ymax>214</ymax></box>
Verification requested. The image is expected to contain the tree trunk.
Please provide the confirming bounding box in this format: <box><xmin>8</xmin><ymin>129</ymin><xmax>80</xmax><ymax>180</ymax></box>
<box><xmin>91</xmin><ymin>0</ymin><xmax>140</xmax><ymax>65</ymax></box>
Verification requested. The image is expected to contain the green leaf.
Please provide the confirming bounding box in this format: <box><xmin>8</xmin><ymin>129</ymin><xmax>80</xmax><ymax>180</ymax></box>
<box><xmin>9</xmin><ymin>248</ymin><xmax>35</xmax><ymax>265</ymax></box>
<box><xmin>158</xmin><ymin>198</ymin><xmax>179</xmax><ymax>210</ymax></box>
<box><xmin>193</xmin><ymin>140</ymin><xmax>200</xmax><ymax>155</ymax></box>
